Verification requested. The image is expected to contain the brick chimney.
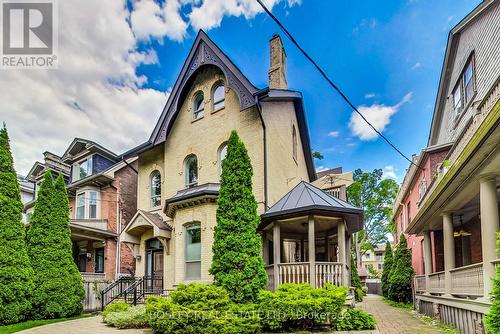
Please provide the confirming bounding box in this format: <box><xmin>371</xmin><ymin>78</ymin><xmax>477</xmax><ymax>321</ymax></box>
<box><xmin>268</xmin><ymin>34</ymin><xmax>287</xmax><ymax>90</ymax></box>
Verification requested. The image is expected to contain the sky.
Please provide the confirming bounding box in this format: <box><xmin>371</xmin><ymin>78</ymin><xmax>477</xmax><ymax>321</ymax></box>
<box><xmin>1</xmin><ymin>0</ymin><xmax>482</xmax><ymax>183</ymax></box>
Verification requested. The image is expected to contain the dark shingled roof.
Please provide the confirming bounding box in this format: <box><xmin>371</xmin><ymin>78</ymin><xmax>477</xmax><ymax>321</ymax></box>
<box><xmin>138</xmin><ymin>210</ymin><xmax>172</xmax><ymax>231</ymax></box>
<box><xmin>260</xmin><ymin>181</ymin><xmax>363</xmax><ymax>233</ymax></box>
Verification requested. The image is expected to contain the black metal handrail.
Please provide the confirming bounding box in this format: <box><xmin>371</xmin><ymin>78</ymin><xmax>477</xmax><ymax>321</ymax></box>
<box><xmin>122</xmin><ymin>277</ymin><xmax>144</xmax><ymax>306</ymax></box>
<box><xmin>101</xmin><ymin>276</ymin><xmax>137</xmax><ymax>311</ymax></box>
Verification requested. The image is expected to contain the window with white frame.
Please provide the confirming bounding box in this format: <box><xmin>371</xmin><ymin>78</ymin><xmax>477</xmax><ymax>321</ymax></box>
<box><xmin>150</xmin><ymin>171</ymin><xmax>161</xmax><ymax>207</ymax></box>
<box><xmin>212</xmin><ymin>83</ymin><xmax>225</xmax><ymax>111</ymax></box>
<box><xmin>73</xmin><ymin>156</ymin><xmax>93</xmax><ymax>181</ymax></box>
<box><xmin>193</xmin><ymin>92</ymin><xmax>204</xmax><ymax>120</ymax></box>
<box><xmin>185</xmin><ymin>155</ymin><xmax>198</xmax><ymax>188</ymax></box>
<box><xmin>75</xmin><ymin>190</ymin><xmax>99</xmax><ymax>219</ymax></box>
<box><xmin>185</xmin><ymin>223</ymin><xmax>201</xmax><ymax>280</ymax></box>
<box><xmin>218</xmin><ymin>143</ymin><xmax>227</xmax><ymax>176</ymax></box>
<box><xmin>452</xmin><ymin>84</ymin><xmax>462</xmax><ymax>115</ymax></box>
<box><xmin>452</xmin><ymin>55</ymin><xmax>475</xmax><ymax>116</ymax></box>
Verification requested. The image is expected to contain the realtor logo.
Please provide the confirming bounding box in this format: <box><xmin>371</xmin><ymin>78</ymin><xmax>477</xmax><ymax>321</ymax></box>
<box><xmin>1</xmin><ymin>0</ymin><xmax>58</xmax><ymax>69</ymax></box>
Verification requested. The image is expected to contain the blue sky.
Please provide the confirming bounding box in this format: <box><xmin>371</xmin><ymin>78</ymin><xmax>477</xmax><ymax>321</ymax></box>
<box><xmin>2</xmin><ymin>0</ymin><xmax>482</xmax><ymax>180</ymax></box>
<box><xmin>135</xmin><ymin>0</ymin><xmax>481</xmax><ymax>181</ymax></box>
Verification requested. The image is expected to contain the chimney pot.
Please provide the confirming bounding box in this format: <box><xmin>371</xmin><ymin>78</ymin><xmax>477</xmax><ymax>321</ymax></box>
<box><xmin>268</xmin><ymin>34</ymin><xmax>287</xmax><ymax>90</ymax></box>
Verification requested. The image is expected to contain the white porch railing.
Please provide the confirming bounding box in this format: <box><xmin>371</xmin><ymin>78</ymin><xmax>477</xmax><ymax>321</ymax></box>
<box><xmin>315</xmin><ymin>262</ymin><xmax>343</xmax><ymax>287</ymax></box>
<box><xmin>428</xmin><ymin>271</ymin><xmax>445</xmax><ymax>294</ymax></box>
<box><xmin>414</xmin><ymin>274</ymin><xmax>426</xmax><ymax>293</ymax></box>
<box><xmin>266</xmin><ymin>262</ymin><xmax>344</xmax><ymax>290</ymax></box>
<box><xmin>450</xmin><ymin>263</ymin><xmax>484</xmax><ymax>296</ymax></box>
<box><xmin>279</xmin><ymin>262</ymin><xmax>310</xmax><ymax>285</ymax></box>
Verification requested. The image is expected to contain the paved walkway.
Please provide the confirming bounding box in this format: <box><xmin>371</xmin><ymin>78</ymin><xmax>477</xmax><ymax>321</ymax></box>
<box><xmin>358</xmin><ymin>295</ymin><xmax>444</xmax><ymax>334</ymax></box>
<box><xmin>17</xmin><ymin>316</ymin><xmax>152</xmax><ymax>334</ymax></box>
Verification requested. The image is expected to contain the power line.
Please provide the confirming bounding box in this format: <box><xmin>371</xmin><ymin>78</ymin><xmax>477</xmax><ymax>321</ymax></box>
<box><xmin>255</xmin><ymin>0</ymin><xmax>422</xmax><ymax>170</ymax></box>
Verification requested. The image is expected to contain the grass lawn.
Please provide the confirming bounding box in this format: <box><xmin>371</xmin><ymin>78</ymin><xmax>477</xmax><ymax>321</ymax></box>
<box><xmin>0</xmin><ymin>314</ymin><xmax>94</xmax><ymax>334</ymax></box>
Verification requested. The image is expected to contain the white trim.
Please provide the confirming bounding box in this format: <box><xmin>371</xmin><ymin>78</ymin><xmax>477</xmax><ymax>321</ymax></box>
<box><xmin>75</xmin><ymin>188</ymin><xmax>101</xmax><ymax>219</ymax></box>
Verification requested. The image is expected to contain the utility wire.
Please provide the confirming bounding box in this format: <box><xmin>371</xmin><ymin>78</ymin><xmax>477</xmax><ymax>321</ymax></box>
<box><xmin>255</xmin><ymin>0</ymin><xmax>422</xmax><ymax>169</ymax></box>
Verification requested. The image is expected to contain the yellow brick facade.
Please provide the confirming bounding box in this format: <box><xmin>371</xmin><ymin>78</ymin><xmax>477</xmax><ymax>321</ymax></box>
<box><xmin>131</xmin><ymin>64</ymin><xmax>310</xmax><ymax>289</ymax></box>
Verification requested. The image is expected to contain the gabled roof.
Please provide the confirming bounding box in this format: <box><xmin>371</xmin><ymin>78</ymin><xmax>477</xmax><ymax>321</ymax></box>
<box><xmin>62</xmin><ymin>138</ymin><xmax>118</xmax><ymax>163</ymax></box>
<box><xmin>428</xmin><ymin>0</ymin><xmax>496</xmax><ymax>145</ymax></box>
<box><xmin>260</xmin><ymin>181</ymin><xmax>363</xmax><ymax>232</ymax></box>
<box><xmin>150</xmin><ymin>30</ymin><xmax>259</xmax><ymax>146</ymax></box>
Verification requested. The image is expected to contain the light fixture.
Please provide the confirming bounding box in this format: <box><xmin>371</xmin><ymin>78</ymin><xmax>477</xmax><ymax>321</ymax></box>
<box><xmin>453</xmin><ymin>215</ymin><xmax>471</xmax><ymax>237</ymax></box>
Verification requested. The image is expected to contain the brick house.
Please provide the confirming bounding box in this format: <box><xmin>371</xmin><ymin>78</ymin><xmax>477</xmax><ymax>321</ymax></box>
<box><xmin>114</xmin><ymin>31</ymin><xmax>363</xmax><ymax>300</ymax></box>
<box><xmin>393</xmin><ymin>1</ymin><xmax>500</xmax><ymax>332</ymax></box>
<box><xmin>25</xmin><ymin>139</ymin><xmax>137</xmax><ymax>281</ymax></box>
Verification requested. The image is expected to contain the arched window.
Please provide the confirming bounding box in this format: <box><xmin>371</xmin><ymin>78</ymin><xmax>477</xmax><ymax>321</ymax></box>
<box><xmin>185</xmin><ymin>155</ymin><xmax>198</xmax><ymax>188</ymax></box>
<box><xmin>218</xmin><ymin>143</ymin><xmax>227</xmax><ymax>176</ymax></box>
<box><xmin>150</xmin><ymin>171</ymin><xmax>161</xmax><ymax>207</ymax></box>
<box><xmin>193</xmin><ymin>92</ymin><xmax>204</xmax><ymax>120</ymax></box>
<box><xmin>212</xmin><ymin>83</ymin><xmax>225</xmax><ymax>111</ymax></box>
<box><xmin>292</xmin><ymin>125</ymin><xmax>297</xmax><ymax>161</ymax></box>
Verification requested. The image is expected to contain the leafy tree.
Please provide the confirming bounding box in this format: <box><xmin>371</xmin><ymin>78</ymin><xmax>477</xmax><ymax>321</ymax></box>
<box><xmin>0</xmin><ymin>125</ymin><xmax>33</xmax><ymax>325</ymax></box>
<box><xmin>312</xmin><ymin>150</ymin><xmax>324</xmax><ymax>160</ymax></box>
<box><xmin>27</xmin><ymin>172</ymin><xmax>85</xmax><ymax>318</ymax></box>
<box><xmin>485</xmin><ymin>233</ymin><xmax>500</xmax><ymax>333</ymax></box>
<box><xmin>381</xmin><ymin>242</ymin><xmax>393</xmax><ymax>297</ymax></box>
<box><xmin>388</xmin><ymin>234</ymin><xmax>413</xmax><ymax>303</ymax></box>
<box><xmin>209</xmin><ymin>130</ymin><xmax>267</xmax><ymax>303</ymax></box>
<box><xmin>347</xmin><ymin>168</ymin><xmax>398</xmax><ymax>266</ymax></box>
<box><xmin>367</xmin><ymin>264</ymin><xmax>380</xmax><ymax>279</ymax></box>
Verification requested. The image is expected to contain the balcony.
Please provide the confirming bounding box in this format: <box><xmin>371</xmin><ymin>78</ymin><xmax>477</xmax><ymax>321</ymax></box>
<box><xmin>71</xmin><ymin>218</ymin><xmax>108</xmax><ymax>231</ymax></box>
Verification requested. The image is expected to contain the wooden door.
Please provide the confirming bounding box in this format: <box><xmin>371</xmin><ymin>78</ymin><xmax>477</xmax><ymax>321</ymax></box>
<box><xmin>153</xmin><ymin>251</ymin><xmax>163</xmax><ymax>291</ymax></box>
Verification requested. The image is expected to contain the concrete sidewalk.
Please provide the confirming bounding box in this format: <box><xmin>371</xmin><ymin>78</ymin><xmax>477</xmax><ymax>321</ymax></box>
<box><xmin>17</xmin><ymin>316</ymin><xmax>151</xmax><ymax>334</ymax></box>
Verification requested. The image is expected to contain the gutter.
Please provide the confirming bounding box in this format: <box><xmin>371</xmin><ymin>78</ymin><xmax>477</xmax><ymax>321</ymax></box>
<box><xmin>255</xmin><ymin>96</ymin><xmax>269</xmax><ymax>211</ymax></box>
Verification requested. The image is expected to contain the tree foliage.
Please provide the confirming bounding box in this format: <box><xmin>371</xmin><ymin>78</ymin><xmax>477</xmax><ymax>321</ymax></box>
<box><xmin>350</xmin><ymin>256</ymin><xmax>363</xmax><ymax>302</ymax></box>
<box><xmin>27</xmin><ymin>172</ymin><xmax>85</xmax><ymax>319</ymax></box>
<box><xmin>311</xmin><ymin>150</ymin><xmax>324</xmax><ymax>160</ymax></box>
<box><xmin>209</xmin><ymin>130</ymin><xmax>267</xmax><ymax>303</ymax></box>
<box><xmin>388</xmin><ymin>234</ymin><xmax>413</xmax><ymax>303</ymax></box>
<box><xmin>0</xmin><ymin>125</ymin><xmax>33</xmax><ymax>325</ymax></box>
<box><xmin>485</xmin><ymin>233</ymin><xmax>500</xmax><ymax>333</ymax></box>
<box><xmin>347</xmin><ymin>168</ymin><xmax>398</xmax><ymax>265</ymax></box>
<box><xmin>381</xmin><ymin>242</ymin><xmax>393</xmax><ymax>297</ymax></box>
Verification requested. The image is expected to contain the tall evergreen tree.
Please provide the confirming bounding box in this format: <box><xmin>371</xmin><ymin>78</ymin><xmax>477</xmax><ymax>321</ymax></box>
<box><xmin>485</xmin><ymin>233</ymin><xmax>500</xmax><ymax>333</ymax></box>
<box><xmin>381</xmin><ymin>242</ymin><xmax>393</xmax><ymax>297</ymax></box>
<box><xmin>27</xmin><ymin>172</ymin><xmax>84</xmax><ymax>318</ymax></box>
<box><xmin>351</xmin><ymin>256</ymin><xmax>363</xmax><ymax>302</ymax></box>
<box><xmin>0</xmin><ymin>125</ymin><xmax>33</xmax><ymax>325</ymax></box>
<box><xmin>388</xmin><ymin>234</ymin><xmax>414</xmax><ymax>303</ymax></box>
<box><xmin>209</xmin><ymin>130</ymin><xmax>267</xmax><ymax>303</ymax></box>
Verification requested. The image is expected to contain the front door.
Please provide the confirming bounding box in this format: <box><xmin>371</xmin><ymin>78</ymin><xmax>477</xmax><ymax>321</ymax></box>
<box><xmin>153</xmin><ymin>251</ymin><xmax>164</xmax><ymax>291</ymax></box>
<box><xmin>145</xmin><ymin>238</ymin><xmax>164</xmax><ymax>292</ymax></box>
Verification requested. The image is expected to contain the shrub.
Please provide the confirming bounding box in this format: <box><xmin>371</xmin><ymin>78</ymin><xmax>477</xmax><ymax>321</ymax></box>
<box><xmin>104</xmin><ymin>305</ymin><xmax>148</xmax><ymax>329</ymax></box>
<box><xmin>209</xmin><ymin>130</ymin><xmax>267</xmax><ymax>303</ymax></box>
<box><xmin>361</xmin><ymin>286</ymin><xmax>369</xmax><ymax>295</ymax></box>
<box><xmin>381</xmin><ymin>242</ymin><xmax>393</xmax><ymax>297</ymax></box>
<box><xmin>146</xmin><ymin>283</ymin><xmax>260</xmax><ymax>334</ymax></box>
<box><xmin>351</xmin><ymin>256</ymin><xmax>363</xmax><ymax>302</ymax></box>
<box><xmin>257</xmin><ymin>283</ymin><xmax>348</xmax><ymax>331</ymax></box>
<box><xmin>485</xmin><ymin>233</ymin><xmax>500</xmax><ymax>333</ymax></box>
<box><xmin>388</xmin><ymin>234</ymin><xmax>414</xmax><ymax>303</ymax></box>
<box><xmin>0</xmin><ymin>125</ymin><xmax>34</xmax><ymax>325</ymax></box>
<box><xmin>355</xmin><ymin>288</ymin><xmax>364</xmax><ymax>302</ymax></box>
<box><xmin>27</xmin><ymin>172</ymin><xmax>85</xmax><ymax>319</ymax></box>
<box><xmin>102</xmin><ymin>301</ymin><xmax>130</xmax><ymax>320</ymax></box>
<box><xmin>335</xmin><ymin>308</ymin><xmax>377</xmax><ymax>331</ymax></box>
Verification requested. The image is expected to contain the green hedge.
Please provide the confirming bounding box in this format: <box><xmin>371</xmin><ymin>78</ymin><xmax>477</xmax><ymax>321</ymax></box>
<box><xmin>102</xmin><ymin>301</ymin><xmax>130</xmax><ymax>320</ymax></box>
<box><xmin>103</xmin><ymin>305</ymin><xmax>148</xmax><ymax>329</ymax></box>
<box><xmin>485</xmin><ymin>233</ymin><xmax>500</xmax><ymax>333</ymax></box>
<box><xmin>335</xmin><ymin>308</ymin><xmax>377</xmax><ymax>331</ymax></box>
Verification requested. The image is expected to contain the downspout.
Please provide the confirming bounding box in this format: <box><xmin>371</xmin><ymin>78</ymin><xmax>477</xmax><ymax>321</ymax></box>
<box><xmin>255</xmin><ymin>96</ymin><xmax>268</xmax><ymax>211</ymax></box>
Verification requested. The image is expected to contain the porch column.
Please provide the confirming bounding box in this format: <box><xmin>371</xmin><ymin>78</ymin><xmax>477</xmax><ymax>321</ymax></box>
<box><xmin>273</xmin><ymin>222</ymin><xmax>281</xmax><ymax>290</ymax></box>
<box><xmin>423</xmin><ymin>230</ymin><xmax>433</xmax><ymax>294</ymax></box>
<box><xmin>480</xmin><ymin>176</ymin><xmax>500</xmax><ymax>298</ymax></box>
<box><xmin>443</xmin><ymin>212</ymin><xmax>455</xmax><ymax>295</ymax></box>
<box><xmin>337</xmin><ymin>220</ymin><xmax>346</xmax><ymax>286</ymax></box>
<box><xmin>308</xmin><ymin>216</ymin><xmax>316</xmax><ymax>287</ymax></box>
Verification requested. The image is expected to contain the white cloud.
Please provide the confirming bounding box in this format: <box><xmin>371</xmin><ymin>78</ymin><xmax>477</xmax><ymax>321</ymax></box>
<box><xmin>411</xmin><ymin>62</ymin><xmax>421</xmax><ymax>70</ymax></box>
<box><xmin>382</xmin><ymin>165</ymin><xmax>398</xmax><ymax>180</ymax></box>
<box><xmin>188</xmin><ymin>0</ymin><xmax>300</xmax><ymax>31</ymax></box>
<box><xmin>328</xmin><ymin>130</ymin><xmax>340</xmax><ymax>138</ymax></box>
<box><xmin>349</xmin><ymin>92</ymin><xmax>413</xmax><ymax>140</ymax></box>
<box><xmin>364</xmin><ymin>92</ymin><xmax>376</xmax><ymax>99</ymax></box>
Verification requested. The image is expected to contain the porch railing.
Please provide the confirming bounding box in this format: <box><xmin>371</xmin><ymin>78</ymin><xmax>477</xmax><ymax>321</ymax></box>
<box><xmin>450</xmin><ymin>263</ymin><xmax>484</xmax><ymax>297</ymax></box>
<box><xmin>279</xmin><ymin>262</ymin><xmax>310</xmax><ymax>285</ymax></box>
<box><xmin>414</xmin><ymin>274</ymin><xmax>426</xmax><ymax>293</ymax></box>
<box><xmin>266</xmin><ymin>262</ymin><xmax>344</xmax><ymax>290</ymax></box>
<box><xmin>315</xmin><ymin>262</ymin><xmax>343</xmax><ymax>287</ymax></box>
<box><xmin>428</xmin><ymin>271</ymin><xmax>445</xmax><ymax>294</ymax></box>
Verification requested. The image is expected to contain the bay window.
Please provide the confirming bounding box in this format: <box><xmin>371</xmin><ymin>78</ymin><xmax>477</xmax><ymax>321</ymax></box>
<box><xmin>75</xmin><ymin>190</ymin><xmax>99</xmax><ymax>219</ymax></box>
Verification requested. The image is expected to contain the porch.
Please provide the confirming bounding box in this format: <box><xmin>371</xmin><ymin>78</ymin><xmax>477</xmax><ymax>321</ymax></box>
<box><xmin>259</xmin><ymin>181</ymin><xmax>363</xmax><ymax>291</ymax></box>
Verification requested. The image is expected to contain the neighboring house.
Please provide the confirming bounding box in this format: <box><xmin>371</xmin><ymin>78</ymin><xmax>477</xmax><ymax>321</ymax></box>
<box><xmin>395</xmin><ymin>1</ymin><xmax>500</xmax><ymax>332</ymax></box>
<box><xmin>361</xmin><ymin>245</ymin><xmax>385</xmax><ymax>275</ymax></box>
<box><xmin>312</xmin><ymin>167</ymin><xmax>353</xmax><ymax>201</ymax></box>
<box><xmin>392</xmin><ymin>143</ymin><xmax>452</xmax><ymax>275</ymax></box>
<box><xmin>17</xmin><ymin>174</ymin><xmax>35</xmax><ymax>224</ymax></box>
<box><xmin>25</xmin><ymin>139</ymin><xmax>138</xmax><ymax>281</ymax></box>
<box><xmin>117</xmin><ymin>31</ymin><xmax>363</xmax><ymax>297</ymax></box>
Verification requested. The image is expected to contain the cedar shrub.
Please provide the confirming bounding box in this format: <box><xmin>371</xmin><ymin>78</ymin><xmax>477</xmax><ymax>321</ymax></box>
<box><xmin>209</xmin><ymin>130</ymin><xmax>267</xmax><ymax>303</ymax></box>
<box><xmin>350</xmin><ymin>256</ymin><xmax>363</xmax><ymax>302</ymax></box>
<box><xmin>388</xmin><ymin>234</ymin><xmax>414</xmax><ymax>303</ymax></box>
<box><xmin>485</xmin><ymin>233</ymin><xmax>500</xmax><ymax>333</ymax></box>
<box><xmin>381</xmin><ymin>241</ymin><xmax>393</xmax><ymax>297</ymax></box>
<box><xmin>0</xmin><ymin>125</ymin><xmax>34</xmax><ymax>325</ymax></box>
<box><xmin>27</xmin><ymin>172</ymin><xmax>85</xmax><ymax>319</ymax></box>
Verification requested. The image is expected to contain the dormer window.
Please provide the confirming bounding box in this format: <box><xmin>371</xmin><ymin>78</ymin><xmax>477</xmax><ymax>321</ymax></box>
<box><xmin>193</xmin><ymin>92</ymin><xmax>204</xmax><ymax>120</ymax></box>
<box><xmin>73</xmin><ymin>156</ymin><xmax>93</xmax><ymax>182</ymax></box>
<box><xmin>212</xmin><ymin>83</ymin><xmax>225</xmax><ymax>111</ymax></box>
